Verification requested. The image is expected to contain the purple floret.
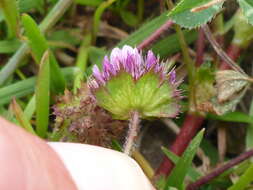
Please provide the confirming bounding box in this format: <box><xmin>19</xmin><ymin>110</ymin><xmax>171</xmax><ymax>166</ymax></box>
<box><xmin>89</xmin><ymin>45</ymin><xmax>179</xmax><ymax>90</ymax></box>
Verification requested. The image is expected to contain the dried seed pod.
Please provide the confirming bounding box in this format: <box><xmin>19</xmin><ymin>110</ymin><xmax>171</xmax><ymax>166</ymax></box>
<box><xmin>53</xmin><ymin>84</ymin><xmax>127</xmax><ymax>148</ymax></box>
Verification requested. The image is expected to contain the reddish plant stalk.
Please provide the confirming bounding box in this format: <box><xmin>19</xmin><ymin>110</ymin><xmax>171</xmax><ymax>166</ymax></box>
<box><xmin>156</xmin><ymin>114</ymin><xmax>204</xmax><ymax>175</ymax></box>
<box><xmin>219</xmin><ymin>43</ymin><xmax>241</xmax><ymax>70</ymax></box>
<box><xmin>195</xmin><ymin>28</ymin><xmax>205</xmax><ymax>67</ymax></box>
<box><xmin>186</xmin><ymin>149</ymin><xmax>253</xmax><ymax>190</ymax></box>
<box><xmin>156</xmin><ymin>26</ymin><xmax>243</xmax><ymax>178</ymax></box>
<box><xmin>155</xmin><ymin>29</ymin><xmax>206</xmax><ymax>177</ymax></box>
<box><xmin>137</xmin><ymin>20</ymin><xmax>174</xmax><ymax>50</ymax></box>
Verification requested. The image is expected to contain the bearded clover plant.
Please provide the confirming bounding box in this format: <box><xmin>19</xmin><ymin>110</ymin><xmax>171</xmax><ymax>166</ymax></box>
<box><xmin>88</xmin><ymin>45</ymin><xmax>182</xmax><ymax>154</ymax></box>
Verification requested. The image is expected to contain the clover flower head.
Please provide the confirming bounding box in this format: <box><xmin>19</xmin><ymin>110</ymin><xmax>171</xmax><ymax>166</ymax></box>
<box><xmin>88</xmin><ymin>45</ymin><xmax>182</xmax><ymax>120</ymax></box>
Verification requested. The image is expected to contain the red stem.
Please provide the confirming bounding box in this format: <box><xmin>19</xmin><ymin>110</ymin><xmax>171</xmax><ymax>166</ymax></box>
<box><xmin>195</xmin><ymin>29</ymin><xmax>205</xmax><ymax>67</ymax></box>
<box><xmin>156</xmin><ymin>114</ymin><xmax>204</xmax><ymax>176</ymax></box>
<box><xmin>186</xmin><ymin>149</ymin><xmax>253</xmax><ymax>190</ymax></box>
<box><xmin>184</xmin><ymin>43</ymin><xmax>242</xmax><ymax>189</ymax></box>
<box><xmin>155</xmin><ymin>33</ymin><xmax>242</xmax><ymax>178</ymax></box>
<box><xmin>219</xmin><ymin>43</ymin><xmax>241</xmax><ymax>70</ymax></box>
<box><xmin>137</xmin><ymin>20</ymin><xmax>174</xmax><ymax>50</ymax></box>
<box><xmin>155</xmin><ymin>29</ymin><xmax>207</xmax><ymax>177</ymax></box>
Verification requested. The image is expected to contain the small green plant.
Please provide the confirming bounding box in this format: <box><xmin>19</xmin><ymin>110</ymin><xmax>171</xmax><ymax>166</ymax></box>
<box><xmin>1</xmin><ymin>0</ymin><xmax>253</xmax><ymax>189</ymax></box>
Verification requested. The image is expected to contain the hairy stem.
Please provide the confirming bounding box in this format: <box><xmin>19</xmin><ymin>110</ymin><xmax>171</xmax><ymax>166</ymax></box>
<box><xmin>186</xmin><ymin>149</ymin><xmax>253</xmax><ymax>190</ymax></box>
<box><xmin>124</xmin><ymin>111</ymin><xmax>140</xmax><ymax>155</ymax></box>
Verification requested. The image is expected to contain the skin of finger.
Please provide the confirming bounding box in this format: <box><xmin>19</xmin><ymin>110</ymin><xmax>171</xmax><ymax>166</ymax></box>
<box><xmin>0</xmin><ymin>117</ymin><xmax>77</xmax><ymax>190</ymax></box>
<box><xmin>49</xmin><ymin>142</ymin><xmax>156</xmax><ymax>190</ymax></box>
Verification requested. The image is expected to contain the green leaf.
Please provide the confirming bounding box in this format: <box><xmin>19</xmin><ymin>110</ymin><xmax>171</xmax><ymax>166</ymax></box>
<box><xmin>10</xmin><ymin>98</ymin><xmax>36</xmax><ymax>135</ymax></box>
<box><xmin>168</xmin><ymin>0</ymin><xmax>223</xmax><ymax>29</ymax></box>
<box><xmin>48</xmin><ymin>29</ymin><xmax>82</xmax><ymax>46</ymax></box>
<box><xmin>21</xmin><ymin>14</ymin><xmax>66</xmax><ymax>93</ymax></box>
<box><xmin>228</xmin><ymin>163</ymin><xmax>253</xmax><ymax>190</ymax></box>
<box><xmin>0</xmin><ymin>67</ymin><xmax>79</xmax><ymax>106</ymax></box>
<box><xmin>161</xmin><ymin>147</ymin><xmax>202</xmax><ymax>181</ymax></box>
<box><xmin>120</xmin><ymin>10</ymin><xmax>139</xmax><ymax>27</ymax></box>
<box><xmin>93</xmin><ymin>0</ymin><xmax>117</xmax><ymax>41</ymax></box>
<box><xmin>74</xmin><ymin>34</ymin><xmax>92</xmax><ymax>91</ymax></box>
<box><xmin>111</xmin><ymin>139</ymin><xmax>123</xmax><ymax>152</ymax></box>
<box><xmin>238</xmin><ymin>0</ymin><xmax>253</xmax><ymax>25</ymax></box>
<box><xmin>168</xmin><ymin>0</ymin><xmax>211</xmax><ymax>15</ymax></box>
<box><xmin>0</xmin><ymin>106</ymin><xmax>13</xmax><ymax>121</ymax></box>
<box><xmin>119</xmin><ymin>12</ymin><xmax>169</xmax><ymax>46</ymax></box>
<box><xmin>0</xmin><ymin>39</ymin><xmax>21</xmax><ymax>53</ymax></box>
<box><xmin>165</xmin><ymin>129</ymin><xmax>205</xmax><ymax>189</ymax></box>
<box><xmin>18</xmin><ymin>0</ymin><xmax>44</xmax><ymax>13</ymax></box>
<box><xmin>0</xmin><ymin>0</ymin><xmax>19</xmax><ymax>38</ymax></box>
<box><xmin>0</xmin><ymin>11</ymin><xmax>4</xmax><ymax>22</ymax></box>
<box><xmin>74</xmin><ymin>0</ymin><xmax>103</xmax><ymax>6</ymax></box>
<box><xmin>36</xmin><ymin>51</ymin><xmax>50</xmax><ymax>138</ymax></box>
<box><xmin>232</xmin><ymin>9</ymin><xmax>253</xmax><ymax>48</ymax></box>
<box><xmin>0</xmin><ymin>0</ymin><xmax>73</xmax><ymax>86</ymax></box>
<box><xmin>201</xmin><ymin>139</ymin><xmax>219</xmax><ymax>165</ymax></box>
<box><xmin>208</xmin><ymin>111</ymin><xmax>253</xmax><ymax>124</ymax></box>
<box><xmin>151</xmin><ymin>30</ymin><xmax>197</xmax><ymax>58</ymax></box>
<box><xmin>162</xmin><ymin>146</ymin><xmax>178</xmax><ymax>163</ymax></box>
<box><xmin>24</xmin><ymin>95</ymin><xmax>36</xmax><ymax>121</ymax></box>
<box><xmin>22</xmin><ymin>14</ymin><xmax>48</xmax><ymax>63</ymax></box>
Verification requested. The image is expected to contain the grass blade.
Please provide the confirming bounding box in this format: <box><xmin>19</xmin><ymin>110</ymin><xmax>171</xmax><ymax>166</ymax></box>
<box><xmin>0</xmin><ymin>39</ymin><xmax>21</xmax><ymax>53</ymax></box>
<box><xmin>165</xmin><ymin>129</ymin><xmax>205</xmax><ymax>190</ymax></box>
<box><xmin>24</xmin><ymin>95</ymin><xmax>36</xmax><ymax>121</ymax></box>
<box><xmin>118</xmin><ymin>12</ymin><xmax>168</xmax><ymax>47</ymax></box>
<box><xmin>10</xmin><ymin>98</ymin><xmax>36</xmax><ymax>135</ymax></box>
<box><xmin>0</xmin><ymin>0</ymin><xmax>73</xmax><ymax>86</ymax></box>
<box><xmin>92</xmin><ymin>0</ymin><xmax>117</xmax><ymax>42</ymax></box>
<box><xmin>208</xmin><ymin>111</ymin><xmax>253</xmax><ymax>124</ymax></box>
<box><xmin>21</xmin><ymin>14</ymin><xmax>49</xmax><ymax>63</ymax></box>
<box><xmin>161</xmin><ymin>147</ymin><xmax>202</xmax><ymax>181</ymax></box>
<box><xmin>75</xmin><ymin>0</ymin><xmax>103</xmax><ymax>6</ymax></box>
<box><xmin>0</xmin><ymin>0</ymin><xmax>19</xmax><ymax>38</ymax></box>
<box><xmin>35</xmin><ymin>51</ymin><xmax>50</xmax><ymax>138</ymax></box>
<box><xmin>74</xmin><ymin>34</ymin><xmax>91</xmax><ymax>91</ymax></box>
<box><xmin>21</xmin><ymin>14</ymin><xmax>66</xmax><ymax>93</ymax></box>
<box><xmin>228</xmin><ymin>163</ymin><xmax>253</xmax><ymax>190</ymax></box>
<box><xmin>0</xmin><ymin>67</ymin><xmax>80</xmax><ymax>106</ymax></box>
